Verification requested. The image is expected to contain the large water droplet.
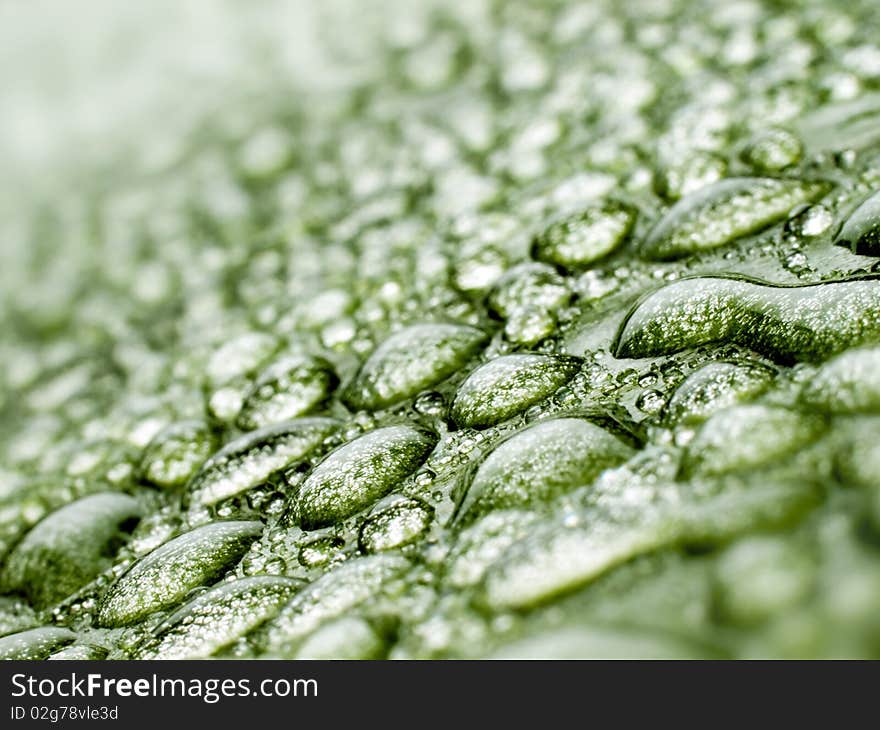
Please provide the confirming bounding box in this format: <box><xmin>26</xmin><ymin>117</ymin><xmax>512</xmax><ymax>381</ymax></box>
<box><xmin>237</xmin><ymin>354</ymin><xmax>338</xmax><ymax>431</ymax></box>
<box><xmin>259</xmin><ymin>554</ymin><xmax>408</xmax><ymax>655</ymax></box>
<box><xmin>187</xmin><ymin>418</ymin><xmax>340</xmax><ymax>508</ymax></box>
<box><xmin>136</xmin><ymin>576</ymin><xmax>300</xmax><ymax>659</ymax></box>
<box><xmin>663</xmin><ymin>361</ymin><xmax>776</xmax><ymax>425</ymax></box>
<box><xmin>0</xmin><ymin>626</ymin><xmax>76</xmax><ymax>660</ymax></box>
<box><xmin>140</xmin><ymin>420</ymin><xmax>216</xmax><ymax>489</ymax></box>
<box><xmin>531</xmin><ymin>201</ymin><xmax>636</xmax><ymax>269</ymax></box>
<box><xmin>97</xmin><ymin>521</ymin><xmax>262</xmax><ymax>627</ymax></box>
<box><xmin>0</xmin><ymin>493</ymin><xmax>143</xmax><ymax>609</ymax></box>
<box><xmin>450</xmin><ymin>353</ymin><xmax>582</xmax><ymax>428</ymax></box>
<box><xmin>292</xmin><ymin>426</ymin><xmax>438</xmax><ymax>530</ymax></box>
<box><xmin>680</xmin><ymin>405</ymin><xmax>826</xmax><ymax>478</ymax></box>
<box><xmin>640</xmin><ymin>178</ymin><xmax>829</xmax><ymax>260</ymax></box>
<box><xmin>833</xmin><ymin>190</ymin><xmax>880</xmax><ymax>256</ymax></box>
<box><xmin>614</xmin><ymin>275</ymin><xmax>880</xmax><ymax>363</ymax></box>
<box><xmin>342</xmin><ymin>324</ymin><xmax>488</xmax><ymax>411</ymax></box>
<box><xmin>455</xmin><ymin>417</ymin><xmax>635</xmax><ymax>524</ymax></box>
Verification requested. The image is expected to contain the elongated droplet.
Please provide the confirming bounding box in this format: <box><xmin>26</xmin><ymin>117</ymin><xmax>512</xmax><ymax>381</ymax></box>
<box><xmin>663</xmin><ymin>361</ymin><xmax>776</xmax><ymax>425</ymax></box>
<box><xmin>295</xmin><ymin>616</ymin><xmax>385</xmax><ymax>659</ymax></box>
<box><xmin>450</xmin><ymin>353</ymin><xmax>582</xmax><ymax>428</ymax></box>
<box><xmin>137</xmin><ymin>576</ymin><xmax>300</xmax><ymax>659</ymax></box>
<box><xmin>531</xmin><ymin>201</ymin><xmax>636</xmax><ymax>269</ymax></box>
<box><xmin>97</xmin><ymin>521</ymin><xmax>262</xmax><ymax>627</ymax></box>
<box><xmin>639</xmin><ymin>177</ymin><xmax>829</xmax><ymax>260</ymax></box>
<box><xmin>140</xmin><ymin>420</ymin><xmax>216</xmax><ymax>489</ymax></box>
<box><xmin>800</xmin><ymin>347</ymin><xmax>880</xmax><ymax>413</ymax></box>
<box><xmin>342</xmin><ymin>323</ymin><xmax>488</xmax><ymax>411</ymax></box>
<box><xmin>188</xmin><ymin>418</ymin><xmax>340</xmax><ymax>507</ymax></box>
<box><xmin>260</xmin><ymin>554</ymin><xmax>409</xmax><ymax>655</ymax></box>
<box><xmin>455</xmin><ymin>418</ymin><xmax>635</xmax><ymax>524</ymax></box>
<box><xmin>0</xmin><ymin>627</ymin><xmax>75</xmax><ymax>660</ymax></box>
<box><xmin>481</xmin><ymin>477</ymin><xmax>817</xmax><ymax>611</ymax></box>
<box><xmin>834</xmin><ymin>190</ymin><xmax>880</xmax><ymax>256</ymax></box>
<box><xmin>614</xmin><ymin>275</ymin><xmax>880</xmax><ymax>363</ymax></box>
<box><xmin>0</xmin><ymin>493</ymin><xmax>143</xmax><ymax>609</ymax></box>
<box><xmin>679</xmin><ymin>405</ymin><xmax>826</xmax><ymax>478</ymax></box>
<box><xmin>358</xmin><ymin>497</ymin><xmax>433</xmax><ymax>553</ymax></box>
<box><xmin>236</xmin><ymin>354</ymin><xmax>338</xmax><ymax>431</ymax></box>
<box><xmin>293</xmin><ymin>426</ymin><xmax>437</xmax><ymax>530</ymax></box>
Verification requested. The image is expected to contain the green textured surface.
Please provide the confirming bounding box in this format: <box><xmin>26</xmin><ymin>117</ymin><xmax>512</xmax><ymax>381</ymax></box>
<box><xmin>3</xmin><ymin>0</ymin><xmax>880</xmax><ymax>659</ymax></box>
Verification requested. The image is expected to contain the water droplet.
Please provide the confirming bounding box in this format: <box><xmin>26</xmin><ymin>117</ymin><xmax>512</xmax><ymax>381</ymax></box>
<box><xmin>635</xmin><ymin>389</ymin><xmax>665</xmax><ymax>415</ymax></box>
<box><xmin>0</xmin><ymin>493</ymin><xmax>143</xmax><ymax>609</ymax></box>
<box><xmin>292</xmin><ymin>426</ymin><xmax>438</xmax><ymax>530</ymax></box>
<box><xmin>455</xmin><ymin>417</ymin><xmax>635</xmax><ymax>524</ymax></box>
<box><xmin>481</xmin><ymin>477</ymin><xmax>817</xmax><ymax>611</ymax></box>
<box><xmin>237</xmin><ymin>354</ymin><xmax>338</xmax><ymax>430</ymax></box>
<box><xmin>259</xmin><ymin>555</ymin><xmax>408</xmax><ymax>655</ymax></box>
<box><xmin>833</xmin><ymin>190</ymin><xmax>880</xmax><ymax>256</ymax></box>
<box><xmin>663</xmin><ymin>361</ymin><xmax>776</xmax><ymax>425</ymax></box>
<box><xmin>614</xmin><ymin>274</ymin><xmax>880</xmax><ymax>363</ymax></box>
<box><xmin>680</xmin><ymin>405</ymin><xmax>825</xmax><ymax>478</ymax></box>
<box><xmin>531</xmin><ymin>202</ymin><xmax>636</xmax><ymax>269</ymax></box>
<box><xmin>0</xmin><ymin>627</ymin><xmax>76</xmax><ymax>660</ymax></box>
<box><xmin>140</xmin><ymin>420</ymin><xmax>216</xmax><ymax>489</ymax></box>
<box><xmin>187</xmin><ymin>418</ymin><xmax>340</xmax><ymax>508</ymax></box>
<box><xmin>342</xmin><ymin>324</ymin><xmax>488</xmax><ymax>411</ymax></box>
<box><xmin>742</xmin><ymin>128</ymin><xmax>803</xmax><ymax>172</ymax></box>
<box><xmin>97</xmin><ymin>521</ymin><xmax>262</xmax><ymax>627</ymax></box>
<box><xmin>358</xmin><ymin>497</ymin><xmax>433</xmax><ymax>553</ymax></box>
<box><xmin>450</xmin><ymin>353</ymin><xmax>582</xmax><ymax>429</ymax></box>
<box><xmin>136</xmin><ymin>576</ymin><xmax>300</xmax><ymax>659</ymax></box>
<box><xmin>800</xmin><ymin>346</ymin><xmax>880</xmax><ymax>413</ymax></box>
<box><xmin>640</xmin><ymin>178</ymin><xmax>830</xmax><ymax>260</ymax></box>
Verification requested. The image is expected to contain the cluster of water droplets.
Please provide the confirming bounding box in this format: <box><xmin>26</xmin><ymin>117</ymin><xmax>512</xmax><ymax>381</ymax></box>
<box><xmin>3</xmin><ymin>0</ymin><xmax>880</xmax><ymax>659</ymax></box>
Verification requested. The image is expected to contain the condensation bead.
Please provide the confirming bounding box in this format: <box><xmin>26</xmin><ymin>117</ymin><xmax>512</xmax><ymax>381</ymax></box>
<box><xmin>136</xmin><ymin>576</ymin><xmax>300</xmax><ymax>659</ymax></box>
<box><xmin>260</xmin><ymin>554</ymin><xmax>409</xmax><ymax>655</ymax></box>
<box><xmin>454</xmin><ymin>418</ymin><xmax>635</xmax><ymax>524</ymax></box>
<box><xmin>742</xmin><ymin>128</ymin><xmax>804</xmax><ymax>172</ymax></box>
<box><xmin>663</xmin><ymin>361</ymin><xmax>776</xmax><ymax>425</ymax></box>
<box><xmin>800</xmin><ymin>347</ymin><xmax>880</xmax><ymax>413</ymax></box>
<box><xmin>358</xmin><ymin>496</ymin><xmax>433</xmax><ymax>553</ymax></box>
<box><xmin>446</xmin><ymin>510</ymin><xmax>538</xmax><ymax>588</ymax></box>
<box><xmin>679</xmin><ymin>405</ymin><xmax>826</xmax><ymax>478</ymax></box>
<box><xmin>236</xmin><ymin>354</ymin><xmax>338</xmax><ymax>431</ymax></box>
<box><xmin>97</xmin><ymin>521</ymin><xmax>263</xmax><ymax>627</ymax></box>
<box><xmin>204</xmin><ymin>333</ymin><xmax>280</xmax><ymax>423</ymax></box>
<box><xmin>531</xmin><ymin>201</ymin><xmax>636</xmax><ymax>268</ymax></box>
<box><xmin>639</xmin><ymin>178</ymin><xmax>829</xmax><ymax>260</ymax></box>
<box><xmin>614</xmin><ymin>275</ymin><xmax>880</xmax><ymax>363</ymax></box>
<box><xmin>0</xmin><ymin>596</ymin><xmax>38</xmax><ymax>637</ymax></box>
<box><xmin>0</xmin><ymin>627</ymin><xmax>76</xmax><ymax>660</ymax></box>
<box><xmin>294</xmin><ymin>616</ymin><xmax>385</xmax><ymax>659</ymax></box>
<box><xmin>205</xmin><ymin>332</ymin><xmax>280</xmax><ymax>389</ymax></box>
<box><xmin>7</xmin><ymin>0</ymin><xmax>880</xmax><ymax>662</ymax></box>
<box><xmin>833</xmin><ymin>190</ymin><xmax>880</xmax><ymax>256</ymax></box>
<box><xmin>450</xmin><ymin>353</ymin><xmax>582</xmax><ymax>428</ymax></box>
<box><xmin>342</xmin><ymin>324</ymin><xmax>488</xmax><ymax>411</ymax></box>
<box><xmin>713</xmin><ymin>536</ymin><xmax>815</xmax><ymax>625</ymax></box>
<box><xmin>488</xmin><ymin>263</ymin><xmax>570</xmax><ymax>317</ymax></box>
<box><xmin>480</xmin><ymin>477</ymin><xmax>817</xmax><ymax>611</ymax></box>
<box><xmin>654</xmin><ymin>151</ymin><xmax>728</xmax><ymax>201</ymax></box>
<box><xmin>140</xmin><ymin>420</ymin><xmax>216</xmax><ymax>488</ymax></box>
<box><xmin>48</xmin><ymin>644</ymin><xmax>109</xmax><ymax>660</ymax></box>
<box><xmin>187</xmin><ymin>418</ymin><xmax>340</xmax><ymax>507</ymax></box>
<box><xmin>0</xmin><ymin>493</ymin><xmax>143</xmax><ymax>609</ymax></box>
<box><xmin>293</xmin><ymin>426</ymin><xmax>438</xmax><ymax>530</ymax></box>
